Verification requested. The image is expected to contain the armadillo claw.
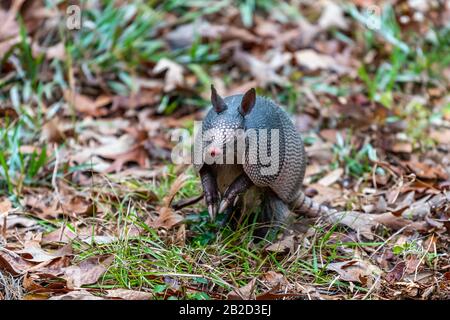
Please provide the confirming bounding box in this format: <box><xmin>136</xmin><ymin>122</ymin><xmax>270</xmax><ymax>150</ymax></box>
<box><xmin>218</xmin><ymin>199</ymin><xmax>229</xmax><ymax>214</ymax></box>
<box><xmin>208</xmin><ymin>203</ymin><xmax>218</xmax><ymax>221</ymax></box>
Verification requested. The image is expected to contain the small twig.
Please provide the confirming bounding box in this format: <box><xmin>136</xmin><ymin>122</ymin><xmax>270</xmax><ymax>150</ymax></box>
<box><xmin>51</xmin><ymin>144</ymin><xmax>60</xmax><ymax>198</ymax></box>
<box><xmin>362</xmin><ymin>274</ymin><xmax>381</xmax><ymax>300</ymax></box>
<box><xmin>414</xmin><ymin>234</ymin><xmax>434</xmax><ymax>282</ymax></box>
<box><xmin>1</xmin><ymin>215</ymin><xmax>6</xmax><ymax>240</ymax></box>
<box><xmin>369</xmin><ymin>226</ymin><xmax>407</xmax><ymax>259</ymax></box>
<box><xmin>171</xmin><ymin>193</ymin><xmax>204</xmax><ymax>210</ymax></box>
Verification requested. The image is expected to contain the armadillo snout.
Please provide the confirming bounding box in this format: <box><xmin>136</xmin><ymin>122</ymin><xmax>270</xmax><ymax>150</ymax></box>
<box><xmin>208</xmin><ymin>146</ymin><xmax>222</xmax><ymax>158</ymax></box>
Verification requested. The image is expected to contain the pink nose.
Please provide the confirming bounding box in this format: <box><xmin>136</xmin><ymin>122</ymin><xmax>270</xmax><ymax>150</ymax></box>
<box><xmin>208</xmin><ymin>146</ymin><xmax>221</xmax><ymax>157</ymax></box>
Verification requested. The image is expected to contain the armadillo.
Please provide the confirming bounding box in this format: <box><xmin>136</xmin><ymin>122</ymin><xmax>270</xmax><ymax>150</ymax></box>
<box><xmin>194</xmin><ymin>85</ymin><xmax>336</xmax><ymax>234</ymax></box>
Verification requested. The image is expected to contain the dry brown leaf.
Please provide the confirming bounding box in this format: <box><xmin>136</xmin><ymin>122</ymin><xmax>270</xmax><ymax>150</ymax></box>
<box><xmin>17</xmin><ymin>241</ymin><xmax>72</xmax><ymax>263</ymax></box>
<box><xmin>0</xmin><ymin>198</ymin><xmax>12</xmax><ymax>215</ymax></box>
<box><xmin>226</xmin><ymin>26</ymin><xmax>261</xmax><ymax>43</ymax></box>
<box><xmin>22</xmin><ymin>193</ymin><xmax>59</xmax><ymax>219</ymax></box>
<box><xmin>143</xmin><ymin>173</ymin><xmax>188</xmax><ymax>230</ymax></box>
<box><xmin>34</xmin><ymin>255</ymin><xmax>72</xmax><ymax>277</ymax></box>
<box><xmin>19</xmin><ymin>145</ymin><xmax>51</xmax><ymax>157</ymax></box>
<box><xmin>45</xmin><ymin>42</ymin><xmax>65</xmax><ymax>60</ymax></box>
<box><xmin>153</xmin><ymin>58</ymin><xmax>184</xmax><ymax>92</ymax></box>
<box><xmin>149</xmin><ymin>172</ymin><xmax>190</xmax><ymax>229</ymax></box>
<box><xmin>227</xmin><ymin>278</ymin><xmax>256</xmax><ymax>300</ymax></box>
<box><xmin>22</xmin><ymin>273</ymin><xmax>44</xmax><ymax>292</ymax></box>
<box><xmin>42</xmin><ymin>226</ymin><xmax>117</xmax><ymax>245</ymax></box>
<box><xmin>0</xmin><ymin>106</ymin><xmax>18</xmax><ymax>119</ymax></box>
<box><xmin>390</xmin><ymin>190</ymin><xmax>416</xmax><ymax>213</ymax></box>
<box><xmin>295</xmin><ymin>49</ymin><xmax>345</xmax><ymax>73</ymax></box>
<box><xmin>42</xmin><ymin>118</ymin><xmax>65</xmax><ymax>143</ymax></box>
<box><xmin>268</xmin><ymin>50</ymin><xmax>293</xmax><ymax>70</ymax></box>
<box><xmin>265</xmin><ymin>235</ymin><xmax>295</xmax><ymax>253</ymax></box>
<box><xmin>295</xmin><ymin>114</ymin><xmax>316</xmax><ymax>133</ymax></box>
<box><xmin>42</xmin><ymin>227</ymin><xmax>77</xmax><ymax>245</ymax></box>
<box><xmin>0</xmin><ymin>249</ymin><xmax>36</xmax><ymax>275</ymax></box>
<box><xmin>166</xmin><ymin>20</ymin><xmax>259</xmax><ymax>49</ymax></box>
<box><xmin>109</xmin><ymin>167</ymin><xmax>164</xmax><ymax>180</ymax></box>
<box><xmin>104</xmin><ymin>145</ymin><xmax>149</xmax><ymax>173</ymax></box>
<box><xmin>326</xmin><ymin>209</ymin><xmax>432</xmax><ymax>239</ymax></box>
<box><xmin>49</xmin><ymin>290</ymin><xmax>104</xmax><ymax>300</ymax></box>
<box><xmin>261</xmin><ymin>271</ymin><xmax>287</xmax><ymax>288</ymax></box>
<box><xmin>70</xmin><ymin>133</ymin><xmax>137</xmax><ymax>169</ymax></box>
<box><xmin>63</xmin><ymin>90</ymin><xmax>111</xmax><ymax>117</ymax></box>
<box><xmin>254</xmin><ymin>20</ymin><xmax>281</xmax><ymax>38</ymax></box>
<box><xmin>22</xmin><ymin>272</ymin><xmax>68</xmax><ymax>295</ymax></box>
<box><xmin>402</xmin><ymin>191</ymin><xmax>450</xmax><ymax>221</ymax></box>
<box><xmin>308</xmin><ymin>183</ymin><xmax>342</xmax><ymax>204</ymax></box>
<box><xmin>327</xmin><ymin>259</ymin><xmax>382</xmax><ymax>284</ymax></box>
<box><xmin>32</xmin><ymin>42</ymin><xmax>66</xmax><ymax>60</ymax></box>
<box><xmin>0</xmin><ymin>215</ymin><xmax>37</xmax><ymax>229</ymax></box>
<box><xmin>60</xmin><ymin>195</ymin><xmax>94</xmax><ymax>216</ymax></box>
<box><xmin>0</xmin><ymin>0</ymin><xmax>23</xmax><ymax>56</ymax></box>
<box><xmin>23</xmin><ymin>191</ymin><xmax>93</xmax><ymax>219</ymax></box>
<box><xmin>64</xmin><ymin>90</ymin><xmax>97</xmax><ymax>115</ymax></box>
<box><xmin>318</xmin><ymin>168</ymin><xmax>343</xmax><ymax>187</ymax></box>
<box><xmin>82</xmin><ymin>235</ymin><xmax>117</xmax><ymax>245</ymax></box>
<box><xmin>403</xmin><ymin>271</ymin><xmax>434</xmax><ymax>285</ymax></box>
<box><xmin>325</xmin><ymin>211</ymin><xmax>379</xmax><ymax>240</ymax></box>
<box><xmin>77</xmin><ymin>117</ymin><xmax>130</xmax><ymax>137</ymax></box>
<box><xmin>94</xmin><ymin>134</ymin><xmax>136</xmax><ymax>159</ymax></box>
<box><xmin>106</xmin><ymin>289</ymin><xmax>153</xmax><ymax>300</ymax></box>
<box><xmin>72</xmin><ymin>155</ymin><xmax>111</xmax><ymax>173</ymax></box>
<box><xmin>276</xmin><ymin>19</ymin><xmax>320</xmax><ymax>49</ymax></box>
<box><xmin>318</xmin><ymin>0</ymin><xmax>348</xmax><ymax>30</ymax></box>
<box><xmin>0</xmin><ymin>35</ymin><xmax>20</xmax><ymax>56</ymax></box>
<box><xmin>406</xmin><ymin>160</ymin><xmax>448</xmax><ymax>180</ymax></box>
<box><xmin>112</xmin><ymin>91</ymin><xmax>159</xmax><ymax>109</ymax></box>
<box><xmin>305</xmin><ymin>165</ymin><xmax>324</xmax><ymax>181</ymax></box>
<box><xmin>164</xmin><ymin>173</ymin><xmax>190</xmax><ymax>207</ymax></box>
<box><xmin>233</xmin><ymin>49</ymin><xmax>284</xmax><ymax>86</ymax></box>
<box><xmin>405</xmin><ymin>255</ymin><xmax>421</xmax><ymax>274</ymax></box>
<box><xmin>150</xmin><ymin>207</ymin><xmax>184</xmax><ymax>230</ymax></box>
<box><xmin>389</xmin><ymin>141</ymin><xmax>413</xmax><ymax>153</ymax></box>
<box><xmin>305</xmin><ymin>140</ymin><xmax>334</xmax><ymax>164</ymax></box>
<box><xmin>63</xmin><ymin>255</ymin><xmax>114</xmax><ymax>289</ymax></box>
<box><xmin>319</xmin><ymin>129</ymin><xmax>344</xmax><ymax>144</ymax></box>
<box><xmin>430</xmin><ymin>129</ymin><xmax>450</xmax><ymax>144</ymax></box>
<box><xmin>372</xmin><ymin>212</ymin><xmax>429</xmax><ymax>232</ymax></box>
<box><xmin>166</xmin><ymin>21</ymin><xmax>226</xmax><ymax>49</ymax></box>
<box><xmin>385</xmin><ymin>262</ymin><xmax>406</xmax><ymax>283</ymax></box>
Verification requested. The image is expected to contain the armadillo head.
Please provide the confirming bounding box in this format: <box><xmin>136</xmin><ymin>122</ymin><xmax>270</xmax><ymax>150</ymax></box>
<box><xmin>198</xmin><ymin>86</ymin><xmax>256</xmax><ymax>166</ymax></box>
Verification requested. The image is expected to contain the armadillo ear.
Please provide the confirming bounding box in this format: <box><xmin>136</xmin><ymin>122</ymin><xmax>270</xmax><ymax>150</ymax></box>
<box><xmin>239</xmin><ymin>88</ymin><xmax>256</xmax><ymax>116</ymax></box>
<box><xmin>211</xmin><ymin>84</ymin><xmax>227</xmax><ymax>113</ymax></box>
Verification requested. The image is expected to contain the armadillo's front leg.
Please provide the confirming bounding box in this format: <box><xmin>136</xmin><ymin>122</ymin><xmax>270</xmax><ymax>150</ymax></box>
<box><xmin>200</xmin><ymin>166</ymin><xmax>220</xmax><ymax>220</ymax></box>
<box><xmin>218</xmin><ymin>173</ymin><xmax>253</xmax><ymax>214</ymax></box>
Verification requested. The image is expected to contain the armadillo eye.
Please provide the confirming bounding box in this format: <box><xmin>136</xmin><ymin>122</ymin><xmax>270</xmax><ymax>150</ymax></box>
<box><xmin>205</xmin><ymin>134</ymin><xmax>215</xmax><ymax>144</ymax></box>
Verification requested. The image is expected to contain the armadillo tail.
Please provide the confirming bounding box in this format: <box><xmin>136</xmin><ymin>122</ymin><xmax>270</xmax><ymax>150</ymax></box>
<box><xmin>290</xmin><ymin>191</ymin><xmax>336</xmax><ymax>217</ymax></box>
